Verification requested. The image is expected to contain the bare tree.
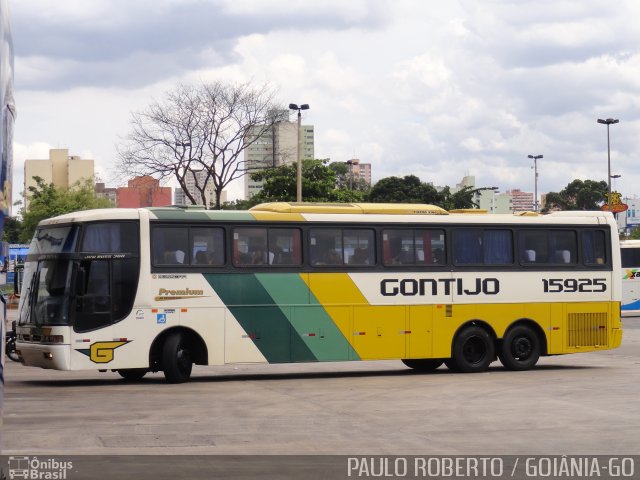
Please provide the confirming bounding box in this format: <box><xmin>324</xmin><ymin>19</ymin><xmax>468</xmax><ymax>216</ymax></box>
<box><xmin>117</xmin><ymin>81</ymin><xmax>279</xmax><ymax>209</ymax></box>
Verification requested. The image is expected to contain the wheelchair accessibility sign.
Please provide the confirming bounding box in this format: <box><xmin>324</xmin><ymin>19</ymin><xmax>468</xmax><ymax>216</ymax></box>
<box><xmin>157</xmin><ymin>313</ymin><xmax>167</xmax><ymax>324</ymax></box>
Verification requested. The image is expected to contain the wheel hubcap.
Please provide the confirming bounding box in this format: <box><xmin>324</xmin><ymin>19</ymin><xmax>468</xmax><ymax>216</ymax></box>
<box><xmin>177</xmin><ymin>346</ymin><xmax>191</xmax><ymax>372</ymax></box>
<box><xmin>512</xmin><ymin>336</ymin><xmax>532</xmax><ymax>360</ymax></box>
<box><xmin>463</xmin><ymin>336</ymin><xmax>487</xmax><ymax>365</ymax></box>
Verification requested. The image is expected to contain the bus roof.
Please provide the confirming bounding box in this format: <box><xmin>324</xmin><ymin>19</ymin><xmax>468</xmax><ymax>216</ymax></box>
<box><xmin>250</xmin><ymin>202</ymin><xmax>449</xmax><ymax>215</ymax></box>
<box><xmin>36</xmin><ymin>204</ymin><xmax>617</xmax><ymax>227</ymax></box>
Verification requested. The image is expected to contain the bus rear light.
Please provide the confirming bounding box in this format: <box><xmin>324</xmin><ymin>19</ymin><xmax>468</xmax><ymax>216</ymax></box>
<box><xmin>43</xmin><ymin>352</ymin><xmax>53</xmax><ymax>360</ymax></box>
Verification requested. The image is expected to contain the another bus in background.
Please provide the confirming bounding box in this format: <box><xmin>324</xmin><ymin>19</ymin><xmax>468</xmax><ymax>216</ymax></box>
<box><xmin>620</xmin><ymin>240</ymin><xmax>640</xmax><ymax>316</ymax></box>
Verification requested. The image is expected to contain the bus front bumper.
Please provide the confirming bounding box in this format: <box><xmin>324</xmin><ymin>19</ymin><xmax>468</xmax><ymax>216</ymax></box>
<box><xmin>16</xmin><ymin>342</ymin><xmax>71</xmax><ymax>370</ymax></box>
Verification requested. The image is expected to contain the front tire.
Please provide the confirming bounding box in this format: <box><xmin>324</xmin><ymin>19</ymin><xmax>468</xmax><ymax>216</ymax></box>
<box><xmin>402</xmin><ymin>359</ymin><xmax>443</xmax><ymax>372</ymax></box>
<box><xmin>499</xmin><ymin>325</ymin><xmax>541</xmax><ymax>371</ymax></box>
<box><xmin>448</xmin><ymin>326</ymin><xmax>494</xmax><ymax>373</ymax></box>
<box><xmin>162</xmin><ymin>332</ymin><xmax>193</xmax><ymax>383</ymax></box>
<box><xmin>6</xmin><ymin>338</ymin><xmax>20</xmax><ymax>362</ymax></box>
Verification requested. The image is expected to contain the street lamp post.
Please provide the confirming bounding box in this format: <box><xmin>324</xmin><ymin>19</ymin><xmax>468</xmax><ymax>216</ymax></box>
<box><xmin>289</xmin><ymin>103</ymin><xmax>310</xmax><ymax>202</ymax></box>
<box><xmin>528</xmin><ymin>154</ymin><xmax>543</xmax><ymax>212</ymax></box>
<box><xmin>597</xmin><ymin>118</ymin><xmax>619</xmax><ymax>210</ymax></box>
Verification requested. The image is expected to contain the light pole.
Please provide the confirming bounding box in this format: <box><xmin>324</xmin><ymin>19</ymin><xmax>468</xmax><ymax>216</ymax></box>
<box><xmin>289</xmin><ymin>103</ymin><xmax>309</xmax><ymax>202</ymax></box>
<box><xmin>528</xmin><ymin>154</ymin><xmax>543</xmax><ymax>212</ymax></box>
<box><xmin>597</xmin><ymin>118</ymin><xmax>619</xmax><ymax>210</ymax></box>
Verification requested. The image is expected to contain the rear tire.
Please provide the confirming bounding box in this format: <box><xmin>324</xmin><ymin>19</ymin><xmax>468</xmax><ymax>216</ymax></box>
<box><xmin>162</xmin><ymin>332</ymin><xmax>193</xmax><ymax>383</ymax></box>
<box><xmin>401</xmin><ymin>359</ymin><xmax>443</xmax><ymax>372</ymax></box>
<box><xmin>449</xmin><ymin>326</ymin><xmax>494</xmax><ymax>373</ymax></box>
<box><xmin>499</xmin><ymin>325</ymin><xmax>541</xmax><ymax>371</ymax></box>
<box><xmin>117</xmin><ymin>369</ymin><xmax>147</xmax><ymax>381</ymax></box>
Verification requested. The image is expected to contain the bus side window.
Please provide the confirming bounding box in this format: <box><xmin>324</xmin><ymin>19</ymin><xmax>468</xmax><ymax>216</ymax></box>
<box><xmin>583</xmin><ymin>230</ymin><xmax>606</xmax><ymax>265</ymax></box>
<box><xmin>153</xmin><ymin>227</ymin><xmax>189</xmax><ymax>265</ymax></box>
<box><xmin>191</xmin><ymin>227</ymin><xmax>225</xmax><ymax>266</ymax></box>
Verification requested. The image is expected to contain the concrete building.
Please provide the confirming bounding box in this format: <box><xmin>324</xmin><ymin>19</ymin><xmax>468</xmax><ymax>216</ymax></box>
<box><xmin>244</xmin><ymin>109</ymin><xmax>314</xmax><ymax>199</ymax></box>
<box><xmin>506</xmin><ymin>188</ymin><xmax>535</xmax><ymax>212</ymax></box>
<box><xmin>453</xmin><ymin>176</ymin><xmax>535</xmax><ymax>214</ymax></box>
<box><xmin>24</xmin><ymin>148</ymin><xmax>95</xmax><ymax>209</ymax></box>
<box><xmin>345</xmin><ymin>159</ymin><xmax>372</xmax><ymax>186</ymax></box>
<box><xmin>117</xmin><ymin>176</ymin><xmax>172</xmax><ymax>208</ymax></box>
<box><xmin>174</xmin><ymin>169</ymin><xmax>227</xmax><ymax>208</ymax></box>
<box><xmin>95</xmin><ymin>182</ymin><xmax>117</xmax><ymax>206</ymax></box>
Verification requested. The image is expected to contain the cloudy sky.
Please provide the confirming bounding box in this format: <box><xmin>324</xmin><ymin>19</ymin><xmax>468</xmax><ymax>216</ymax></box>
<box><xmin>8</xmin><ymin>0</ymin><xmax>640</xmax><ymax>205</ymax></box>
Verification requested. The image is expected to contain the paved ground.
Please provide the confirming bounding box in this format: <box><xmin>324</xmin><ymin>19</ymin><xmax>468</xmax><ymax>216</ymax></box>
<box><xmin>2</xmin><ymin>318</ymin><xmax>639</xmax><ymax>456</ymax></box>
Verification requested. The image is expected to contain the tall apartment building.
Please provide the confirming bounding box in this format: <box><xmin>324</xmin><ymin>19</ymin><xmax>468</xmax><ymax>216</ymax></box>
<box><xmin>244</xmin><ymin>109</ymin><xmax>314</xmax><ymax>199</ymax></box>
<box><xmin>506</xmin><ymin>189</ymin><xmax>534</xmax><ymax>212</ymax></box>
<box><xmin>23</xmin><ymin>148</ymin><xmax>95</xmax><ymax>209</ymax></box>
<box><xmin>117</xmin><ymin>175</ymin><xmax>172</xmax><ymax>207</ymax></box>
<box><xmin>174</xmin><ymin>169</ymin><xmax>227</xmax><ymax>208</ymax></box>
<box><xmin>345</xmin><ymin>159</ymin><xmax>372</xmax><ymax>186</ymax></box>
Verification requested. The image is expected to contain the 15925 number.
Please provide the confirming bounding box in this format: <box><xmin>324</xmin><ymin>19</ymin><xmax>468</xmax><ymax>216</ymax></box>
<box><xmin>542</xmin><ymin>278</ymin><xmax>606</xmax><ymax>293</ymax></box>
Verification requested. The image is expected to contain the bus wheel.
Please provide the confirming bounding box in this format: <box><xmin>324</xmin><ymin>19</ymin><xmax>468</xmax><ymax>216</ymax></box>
<box><xmin>499</xmin><ymin>325</ymin><xmax>541</xmax><ymax>371</ymax></box>
<box><xmin>401</xmin><ymin>359</ymin><xmax>443</xmax><ymax>372</ymax></box>
<box><xmin>449</xmin><ymin>326</ymin><xmax>494</xmax><ymax>373</ymax></box>
<box><xmin>117</xmin><ymin>369</ymin><xmax>147</xmax><ymax>381</ymax></box>
<box><xmin>162</xmin><ymin>332</ymin><xmax>193</xmax><ymax>383</ymax></box>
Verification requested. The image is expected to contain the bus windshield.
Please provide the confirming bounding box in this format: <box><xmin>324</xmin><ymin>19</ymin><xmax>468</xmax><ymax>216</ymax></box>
<box><xmin>19</xmin><ymin>221</ymin><xmax>140</xmax><ymax>331</ymax></box>
<box><xmin>19</xmin><ymin>225</ymin><xmax>79</xmax><ymax>327</ymax></box>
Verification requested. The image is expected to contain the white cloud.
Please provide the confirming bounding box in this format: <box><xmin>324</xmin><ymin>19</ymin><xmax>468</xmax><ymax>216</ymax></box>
<box><xmin>9</xmin><ymin>0</ymin><xmax>640</xmax><ymax>207</ymax></box>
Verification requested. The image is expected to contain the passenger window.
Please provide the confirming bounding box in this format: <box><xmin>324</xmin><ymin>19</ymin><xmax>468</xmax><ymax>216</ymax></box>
<box><xmin>268</xmin><ymin>229</ymin><xmax>302</xmax><ymax>266</ymax></box>
<box><xmin>344</xmin><ymin>230</ymin><xmax>374</xmax><ymax>266</ymax></box>
<box><xmin>232</xmin><ymin>228</ymin><xmax>301</xmax><ymax>266</ymax></box>
<box><xmin>152</xmin><ymin>227</ymin><xmax>189</xmax><ymax>265</ymax></box>
<box><xmin>582</xmin><ymin>230</ymin><xmax>606</xmax><ymax>265</ymax></box>
<box><xmin>233</xmin><ymin>228</ymin><xmax>268</xmax><ymax>266</ymax></box>
<box><xmin>310</xmin><ymin>228</ymin><xmax>375</xmax><ymax>267</ymax></box>
<box><xmin>518</xmin><ymin>230</ymin><xmax>577</xmax><ymax>265</ymax></box>
<box><xmin>190</xmin><ymin>228</ymin><xmax>224</xmax><ymax>266</ymax></box>
<box><xmin>383</xmin><ymin>229</ymin><xmax>445</xmax><ymax>266</ymax></box>
<box><xmin>310</xmin><ymin>229</ymin><xmax>343</xmax><ymax>266</ymax></box>
<box><xmin>453</xmin><ymin>229</ymin><xmax>512</xmax><ymax>265</ymax></box>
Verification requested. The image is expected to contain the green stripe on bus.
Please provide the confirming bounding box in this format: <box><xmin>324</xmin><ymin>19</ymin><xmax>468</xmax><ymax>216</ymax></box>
<box><xmin>255</xmin><ymin>273</ymin><xmax>359</xmax><ymax>362</ymax></box>
<box><xmin>204</xmin><ymin>273</ymin><xmax>317</xmax><ymax>363</ymax></box>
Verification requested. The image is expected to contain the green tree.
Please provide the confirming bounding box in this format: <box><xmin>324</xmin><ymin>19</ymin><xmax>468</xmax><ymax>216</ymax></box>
<box><xmin>19</xmin><ymin>176</ymin><xmax>112</xmax><ymax>242</ymax></box>
<box><xmin>2</xmin><ymin>216</ymin><xmax>22</xmax><ymax>243</ymax></box>
<box><xmin>328</xmin><ymin>161</ymin><xmax>370</xmax><ymax>192</ymax></box>
<box><xmin>365</xmin><ymin>175</ymin><xmax>441</xmax><ymax>204</ymax></box>
<box><xmin>543</xmin><ymin>179</ymin><xmax>607</xmax><ymax>212</ymax></box>
<box><xmin>251</xmin><ymin>159</ymin><xmax>365</xmax><ymax>203</ymax></box>
<box><xmin>438</xmin><ymin>185</ymin><xmax>483</xmax><ymax>210</ymax></box>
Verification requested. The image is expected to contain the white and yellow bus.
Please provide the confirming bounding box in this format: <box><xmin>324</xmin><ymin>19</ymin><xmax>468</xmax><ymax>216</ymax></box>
<box><xmin>620</xmin><ymin>239</ymin><xmax>640</xmax><ymax>316</ymax></box>
<box><xmin>15</xmin><ymin>203</ymin><xmax>623</xmax><ymax>383</ymax></box>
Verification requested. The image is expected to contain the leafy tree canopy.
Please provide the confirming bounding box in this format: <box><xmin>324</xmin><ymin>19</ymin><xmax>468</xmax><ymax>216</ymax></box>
<box><xmin>250</xmin><ymin>159</ymin><xmax>365</xmax><ymax>203</ymax></box>
<box><xmin>543</xmin><ymin>179</ymin><xmax>607</xmax><ymax>212</ymax></box>
<box><xmin>365</xmin><ymin>175</ymin><xmax>440</xmax><ymax>204</ymax></box>
<box><xmin>18</xmin><ymin>176</ymin><xmax>112</xmax><ymax>243</ymax></box>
